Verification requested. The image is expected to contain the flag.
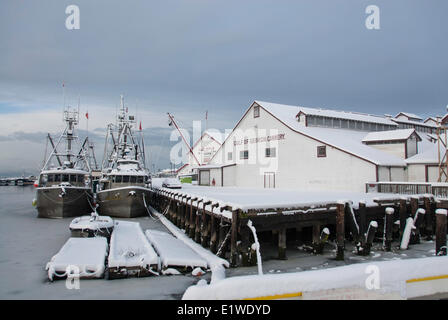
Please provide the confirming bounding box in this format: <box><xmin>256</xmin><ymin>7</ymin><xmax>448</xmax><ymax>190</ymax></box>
<box><xmin>139</xmin><ymin>121</ymin><xmax>142</xmax><ymax>131</ymax></box>
<box><xmin>85</xmin><ymin>112</ymin><xmax>89</xmax><ymax>119</ymax></box>
<box><xmin>206</xmin><ymin>111</ymin><xmax>208</xmax><ymax>120</ymax></box>
<box><xmin>62</xmin><ymin>81</ymin><xmax>65</xmax><ymax>87</ymax></box>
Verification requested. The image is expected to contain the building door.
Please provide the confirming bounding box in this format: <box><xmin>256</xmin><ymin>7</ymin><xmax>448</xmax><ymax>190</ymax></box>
<box><xmin>264</xmin><ymin>172</ymin><xmax>275</xmax><ymax>188</ymax></box>
<box><xmin>199</xmin><ymin>170</ymin><xmax>210</xmax><ymax>186</ymax></box>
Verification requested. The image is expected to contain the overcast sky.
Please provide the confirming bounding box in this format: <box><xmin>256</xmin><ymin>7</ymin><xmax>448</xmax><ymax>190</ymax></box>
<box><xmin>0</xmin><ymin>0</ymin><xmax>447</xmax><ymax>175</ymax></box>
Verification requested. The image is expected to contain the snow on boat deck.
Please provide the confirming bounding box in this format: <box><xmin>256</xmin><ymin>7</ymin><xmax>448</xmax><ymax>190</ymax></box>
<box><xmin>145</xmin><ymin>230</ymin><xmax>208</xmax><ymax>269</ymax></box>
<box><xmin>108</xmin><ymin>220</ymin><xmax>159</xmax><ymax>269</ymax></box>
<box><xmin>46</xmin><ymin>237</ymin><xmax>108</xmax><ymax>281</ymax></box>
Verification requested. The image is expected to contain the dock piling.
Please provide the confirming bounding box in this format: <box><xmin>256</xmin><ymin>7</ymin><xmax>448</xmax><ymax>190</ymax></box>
<box><xmin>384</xmin><ymin>207</ymin><xmax>394</xmax><ymax>252</ymax></box>
<box><xmin>435</xmin><ymin>209</ymin><xmax>447</xmax><ymax>256</ymax></box>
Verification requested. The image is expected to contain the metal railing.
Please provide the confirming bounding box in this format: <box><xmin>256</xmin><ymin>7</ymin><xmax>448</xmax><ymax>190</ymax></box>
<box><xmin>366</xmin><ymin>181</ymin><xmax>448</xmax><ymax>198</ymax></box>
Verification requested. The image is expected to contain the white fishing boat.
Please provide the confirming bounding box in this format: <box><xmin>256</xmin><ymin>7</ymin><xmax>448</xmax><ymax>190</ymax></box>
<box><xmin>96</xmin><ymin>95</ymin><xmax>151</xmax><ymax>218</ymax></box>
<box><xmin>35</xmin><ymin>106</ymin><xmax>94</xmax><ymax>218</ymax></box>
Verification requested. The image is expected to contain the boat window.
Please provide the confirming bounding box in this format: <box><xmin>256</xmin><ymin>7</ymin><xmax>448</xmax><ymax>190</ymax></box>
<box><xmin>48</xmin><ymin>174</ymin><xmax>54</xmax><ymax>182</ymax></box>
<box><xmin>130</xmin><ymin>176</ymin><xmax>137</xmax><ymax>183</ymax></box>
<box><xmin>137</xmin><ymin>176</ymin><xmax>144</xmax><ymax>183</ymax></box>
<box><xmin>123</xmin><ymin>176</ymin><xmax>130</xmax><ymax>183</ymax></box>
<box><xmin>115</xmin><ymin>175</ymin><xmax>122</xmax><ymax>183</ymax></box>
<box><xmin>62</xmin><ymin>174</ymin><xmax>69</xmax><ymax>182</ymax></box>
<box><xmin>54</xmin><ymin>174</ymin><xmax>61</xmax><ymax>182</ymax></box>
<box><xmin>70</xmin><ymin>174</ymin><xmax>77</xmax><ymax>182</ymax></box>
<box><xmin>78</xmin><ymin>175</ymin><xmax>84</xmax><ymax>183</ymax></box>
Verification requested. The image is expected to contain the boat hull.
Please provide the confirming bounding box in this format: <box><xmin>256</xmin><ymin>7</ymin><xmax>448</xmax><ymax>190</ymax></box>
<box><xmin>36</xmin><ymin>187</ymin><xmax>93</xmax><ymax>219</ymax></box>
<box><xmin>97</xmin><ymin>187</ymin><xmax>151</xmax><ymax>218</ymax></box>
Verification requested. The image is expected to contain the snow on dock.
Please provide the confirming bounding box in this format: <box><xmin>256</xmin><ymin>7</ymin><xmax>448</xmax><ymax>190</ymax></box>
<box><xmin>152</xmin><ymin>179</ymin><xmax>406</xmax><ymax>216</ymax></box>
<box><xmin>145</xmin><ymin>230</ymin><xmax>208</xmax><ymax>270</ymax></box>
<box><xmin>107</xmin><ymin>220</ymin><xmax>159</xmax><ymax>278</ymax></box>
<box><xmin>46</xmin><ymin>237</ymin><xmax>108</xmax><ymax>281</ymax></box>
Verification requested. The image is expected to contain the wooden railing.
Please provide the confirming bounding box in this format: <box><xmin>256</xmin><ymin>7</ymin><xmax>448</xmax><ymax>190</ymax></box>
<box><xmin>366</xmin><ymin>182</ymin><xmax>448</xmax><ymax>198</ymax></box>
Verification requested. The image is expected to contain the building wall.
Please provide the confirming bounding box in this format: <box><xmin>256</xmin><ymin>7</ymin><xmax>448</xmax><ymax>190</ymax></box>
<box><xmin>427</xmin><ymin>165</ymin><xmax>439</xmax><ymax>182</ymax></box>
<box><xmin>222</xmin><ymin>165</ymin><xmax>236</xmax><ymax>187</ymax></box>
<box><xmin>209</xmin><ymin>104</ymin><xmax>378</xmax><ymax>192</ymax></box>
<box><xmin>406</xmin><ymin>136</ymin><xmax>418</xmax><ymax>158</ymax></box>
<box><xmin>407</xmin><ymin>164</ymin><xmax>427</xmax><ymax>182</ymax></box>
<box><xmin>378</xmin><ymin>166</ymin><xmax>406</xmax><ymax>181</ymax></box>
<box><xmin>368</xmin><ymin>143</ymin><xmax>405</xmax><ymax>159</ymax></box>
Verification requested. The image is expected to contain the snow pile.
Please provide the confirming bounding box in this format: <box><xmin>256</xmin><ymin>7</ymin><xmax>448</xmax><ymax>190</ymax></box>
<box><xmin>192</xmin><ymin>267</ymin><xmax>205</xmax><ymax>276</ymax></box>
<box><xmin>182</xmin><ymin>256</ymin><xmax>448</xmax><ymax>300</ymax></box>
<box><xmin>145</xmin><ymin>229</ymin><xmax>207</xmax><ymax>269</ymax></box>
<box><xmin>46</xmin><ymin>237</ymin><xmax>108</xmax><ymax>281</ymax></box>
<box><xmin>108</xmin><ymin>221</ymin><xmax>159</xmax><ymax>269</ymax></box>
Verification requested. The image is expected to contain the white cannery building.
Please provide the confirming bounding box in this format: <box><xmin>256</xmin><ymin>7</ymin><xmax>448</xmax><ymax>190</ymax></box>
<box><xmin>176</xmin><ymin>130</ymin><xmax>225</xmax><ymax>179</ymax></box>
<box><xmin>198</xmin><ymin>100</ymin><xmax>439</xmax><ymax>192</ymax></box>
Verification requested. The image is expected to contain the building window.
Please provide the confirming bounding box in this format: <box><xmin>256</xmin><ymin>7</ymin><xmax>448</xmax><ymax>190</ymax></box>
<box><xmin>254</xmin><ymin>106</ymin><xmax>260</xmax><ymax>118</ymax></box>
<box><xmin>240</xmin><ymin>150</ymin><xmax>249</xmax><ymax>160</ymax></box>
<box><xmin>265</xmin><ymin>147</ymin><xmax>276</xmax><ymax>158</ymax></box>
<box><xmin>317</xmin><ymin>146</ymin><xmax>326</xmax><ymax>158</ymax></box>
<box><xmin>227</xmin><ymin>152</ymin><xmax>232</xmax><ymax>161</ymax></box>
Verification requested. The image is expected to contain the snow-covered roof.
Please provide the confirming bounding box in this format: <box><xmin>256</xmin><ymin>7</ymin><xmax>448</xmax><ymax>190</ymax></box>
<box><xmin>41</xmin><ymin>168</ymin><xmax>89</xmax><ymax>175</ymax></box>
<box><xmin>406</xmin><ymin>142</ymin><xmax>442</xmax><ymax>164</ymax></box>
<box><xmin>362</xmin><ymin>129</ymin><xmax>420</xmax><ymax>143</ymax></box>
<box><xmin>424</xmin><ymin>117</ymin><xmax>438</xmax><ymax>124</ymax></box>
<box><xmin>255</xmin><ymin>101</ymin><xmax>406</xmax><ymax>166</ymax></box>
<box><xmin>395</xmin><ymin>112</ymin><xmax>423</xmax><ymax>121</ymax></box>
<box><xmin>391</xmin><ymin>117</ymin><xmax>437</xmax><ymax>128</ymax></box>
<box><xmin>297</xmin><ymin>105</ymin><xmax>397</xmax><ymax>126</ymax></box>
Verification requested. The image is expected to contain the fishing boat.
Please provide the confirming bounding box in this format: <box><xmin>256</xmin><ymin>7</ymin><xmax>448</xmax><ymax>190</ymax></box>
<box><xmin>96</xmin><ymin>95</ymin><xmax>151</xmax><ymax>218</ymax></box>
<box><xmin>34</xmin><ymin>106</ymin><xmax>94</xmax><ymax>218</ymax></box>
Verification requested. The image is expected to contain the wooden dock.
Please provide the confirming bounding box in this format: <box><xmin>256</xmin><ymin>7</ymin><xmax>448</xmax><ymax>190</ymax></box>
<box><xmin>149</xmin><ymin>187</ymin><xmax>447</xmax><ymax>267</ymax></box>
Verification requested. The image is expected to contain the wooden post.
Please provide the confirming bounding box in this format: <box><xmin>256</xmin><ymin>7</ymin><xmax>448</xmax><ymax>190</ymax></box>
<box><xmin>424</xmin><ymin>197</ymin><xmax>433</xmax><ymax>240</ymax></box>
<box><xmin>335</xmin><ymin>203</ymin><xmax>345</xmax><ymax>260</ymax></box>
<box><xmin>230</xmin><ymin>209</ymin><xmax>238</xmax><ymax>267</ymax></box>
<box><xmin>358</xmin><ymin>201</ymin><xmax>367</xmax><ymax>245</ymax></box>
<box><xmin>410</xmin><ymin>197</ymin><xmax>418</xmax><ymax>220</ymax></box>
<box><xmin>217</xmin><ymin>219</ymin><xmax>228</xmax><ymax>258</ymax></box>
<box><xmin>399</xmin><ymin>199</ymin><xmax>407</xmax><ymax>241</ymax></box>
<box><xmin>362</xmin><ymin>221</ymin><xmax>378</xmax><ymax>255</ymax></box>
<box><xmin>210</xmin><ymin>203</ymin><xmax>220</xmax><ymax>253</ymax></box>
<box><xmin>312</xmin><ymin>223</ymin><xmax>321</xmax><ymax>245</ymax></box>
<box><xmin>240</xmin><ymin>225</ymin><xmax>251</xmax><ymax>266</ymax></box>
<box><xmin>436</xmin><ymin>209</ymin><xmax>447</xmax><ymax>256</ymax></box>
<box><xmin>180</xmin><ymin>196</ymin><xmax>187</xmax><ymax>229</ymax></box>
<box><xmin>411</xmin><ymin>208</ymin><xmax>425</xmax><ymax>244</ymax></box>
<box><xmin>384</xmin><ymin>207</ymin><xmax>394</xmax><ymax>252</ymax></box>
<box><xmin>278</xmin><ymin>228</ymin><xmax>287</xmax><ymax>260</ymax></box>
<box><xmin>185</xmin><ymin>197</ymin><xmax>191</xmax><ymax>234</ymax></box>
<box><xmin>345</xmin><ymin>202</ymin><xmax>360</xmax><ymax>244</ymax></box>
<box><xmin>194</xmin><ymin>199</ymin><xmax>203</xmax><ymax>243</ymax></box>
<box><xmin>189</xmin><ymin>198</ymin><xmax>197</xmax><ymax>239</ymax></box>
<box><xmin>201</xmin><ymin>201</ymin><xmax>212</xmax><ymax>247</ymax></box>
<box><xmin>313</xmin><ymin>227</ymin><xmax>330</xmax><ymax>254</ymax></box>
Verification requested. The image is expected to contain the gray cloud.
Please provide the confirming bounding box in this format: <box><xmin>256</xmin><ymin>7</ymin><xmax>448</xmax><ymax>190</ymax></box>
<box><xmin>0</xmin><ymin>0</ymin><xmax>447</xmax><ymax>174</ymax></box>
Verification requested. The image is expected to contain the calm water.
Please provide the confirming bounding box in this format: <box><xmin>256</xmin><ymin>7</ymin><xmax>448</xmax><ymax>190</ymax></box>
<box><xmin>0</xmin><ymin>186</ymin><xmax>196</xmax><ymax>299</ymax></box>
